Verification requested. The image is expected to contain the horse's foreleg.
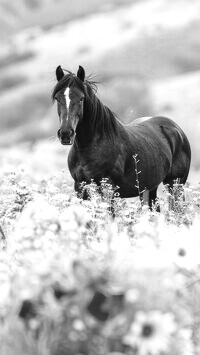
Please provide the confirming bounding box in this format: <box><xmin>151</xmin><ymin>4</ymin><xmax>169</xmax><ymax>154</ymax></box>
<box><xmin>149</xmin><ymin>187</ymin><xmax>160</xmax><ymax>212</ymax></box>
<box><xmin>109</xmin><ymin>194</ymin><xmax>116</xmax><ymax>219</ymax></box>
<box><xmin>74</xmin><ymin>181</ymin><xmax>88</xmax><ymax>199</ymax></box>
<box><xmin>141</xmin><ymin>188</ymin><xmax>160</xmax><ymax>212</ymax></box>
<box><xmin>75</xmin><ymin>180</ymin><xmax>115</xmax><ymax>217</ymax></box>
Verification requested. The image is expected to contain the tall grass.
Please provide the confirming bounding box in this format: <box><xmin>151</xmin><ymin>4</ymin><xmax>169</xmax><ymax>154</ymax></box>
<box><xmin>0</xmin><ymin>165</ymin><xmax>200</xmax><ymax>354</ymax></box>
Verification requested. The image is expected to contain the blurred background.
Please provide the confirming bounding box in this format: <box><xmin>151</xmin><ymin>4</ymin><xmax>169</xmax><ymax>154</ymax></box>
<box><xmin>0</xmin><ymin>0</ymin><xmax>200</xmax><ymax>183</ymax></box>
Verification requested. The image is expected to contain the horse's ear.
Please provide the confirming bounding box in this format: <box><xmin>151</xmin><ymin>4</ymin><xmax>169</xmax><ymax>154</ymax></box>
<box><xmin>77</xmin><ymin>65</ymin><xmax>85</xmax><ymax>82</ymax></box>
<box><xmin>56</xmin><ymin>65</ymin><xmax>64</xmax><ymax>81</ymax></box>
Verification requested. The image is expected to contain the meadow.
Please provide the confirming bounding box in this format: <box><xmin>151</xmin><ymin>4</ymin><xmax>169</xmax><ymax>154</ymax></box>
<box><xmin>0</xmin><ymin>163</ymin><xmax>200</xmax><ymax>355</ymax></box>
<box><xmin>1</xmin><ymin>1</ymin><xmax>200</xmax><ymax>354</ymax></box>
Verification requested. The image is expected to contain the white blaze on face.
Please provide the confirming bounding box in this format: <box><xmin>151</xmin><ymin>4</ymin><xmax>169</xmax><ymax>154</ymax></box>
<box><xmin>64</xmin><ymin>87</ymin><xmax>71</xmax><ymax>113</ymax></box>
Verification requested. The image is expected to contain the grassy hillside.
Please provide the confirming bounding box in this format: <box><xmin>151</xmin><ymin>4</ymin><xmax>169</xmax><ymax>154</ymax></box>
<box><xmin>0</xmin><ymin>0</ymin><xmax>200</xmax><ymax>179</ymax></box>
<box><xmin>0</xmin><ymin>0</ymin><xmax>137</xmax><ymax>38</ymax></box>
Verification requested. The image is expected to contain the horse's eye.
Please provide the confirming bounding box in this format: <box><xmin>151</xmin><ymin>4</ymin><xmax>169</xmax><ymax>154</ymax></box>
<box><xmin>80</xmin><ymin>97</ymin><xmax>84</xmax><ymax>102</ymax></box>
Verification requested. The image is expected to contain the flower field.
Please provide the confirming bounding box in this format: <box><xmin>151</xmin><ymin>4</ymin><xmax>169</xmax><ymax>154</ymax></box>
<box><xmin>0</xmin><ymin>164</ymin><xmax>200</xmax><ymax>355</ymax></box>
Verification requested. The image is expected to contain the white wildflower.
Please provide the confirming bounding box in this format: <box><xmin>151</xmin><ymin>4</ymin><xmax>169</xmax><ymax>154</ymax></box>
<box><xmin>160</xmin><ymin>225</ymin><xmax>200</xmax><ymax>269</ymax></box>
<box><xmin>18</xmin><ymin>197</ymin><xmax>59</xmax><ymax>227</ymax></box>
<box><xmin>60</xmin><ymin>205</ymin><xmax>91</xmax><ymax>231</ymax></box>
<box><xmin>123</xmin><ymin>310</ymin><xmax>176</xmax><ymax>355</ymax></box>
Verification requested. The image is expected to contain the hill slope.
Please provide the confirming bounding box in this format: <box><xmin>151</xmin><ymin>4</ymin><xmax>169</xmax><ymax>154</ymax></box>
<box><xmin>0</xmin><ymin>0</ymin><xmax>200</xmax><ymax>179</ymax></box>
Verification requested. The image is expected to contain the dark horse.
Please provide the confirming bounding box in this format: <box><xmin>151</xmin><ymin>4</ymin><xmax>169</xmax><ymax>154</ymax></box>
<box><xmin>52</xmin><ymin>65</ymin><xmax>191</xmax><ymax>209</ymax></box>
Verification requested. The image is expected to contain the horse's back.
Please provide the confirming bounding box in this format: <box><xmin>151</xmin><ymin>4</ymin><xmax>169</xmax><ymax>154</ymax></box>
<box><xmin>132</xmin><ymin>115</ymin><xmax>183</xmax><ymax>132</ymax></box>
<box><xmin>132</xmin><ymin>116</ymin><xmax>189</xmax><ymax>150</ymax></box>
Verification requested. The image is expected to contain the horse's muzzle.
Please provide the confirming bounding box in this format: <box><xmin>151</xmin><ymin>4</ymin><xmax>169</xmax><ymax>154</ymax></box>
<box><xmin>57</xmin><ymin>129</ymin><xmax>74</xmax><ymax>145</ymax></box>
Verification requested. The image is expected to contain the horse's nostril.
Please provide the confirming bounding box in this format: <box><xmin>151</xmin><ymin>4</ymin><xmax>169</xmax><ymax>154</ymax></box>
<box><xmin>58</xmin><ymin>129</ymin><xmax>74</xmax><ymax>138</ymax></box>
<box><xmin>58</xmin><ymin>129</ymin><xmax>74</xmax><ymax>143</ymax></box>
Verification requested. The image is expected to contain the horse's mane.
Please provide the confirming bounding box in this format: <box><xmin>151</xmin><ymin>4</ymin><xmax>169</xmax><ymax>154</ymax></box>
<box><xmin>52</xmin><ymin>70</ymin><xmax>119</xmax><ymax>140</ymax></box>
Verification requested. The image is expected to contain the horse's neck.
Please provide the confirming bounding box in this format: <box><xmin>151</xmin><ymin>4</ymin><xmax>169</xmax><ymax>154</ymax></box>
<box><xmin>75</xmin><ymin>94</ymin><xmax>119</xmax><ymax>147</ymax></box>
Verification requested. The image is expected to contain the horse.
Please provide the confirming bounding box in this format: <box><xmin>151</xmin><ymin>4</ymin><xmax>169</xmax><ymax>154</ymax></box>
<box><xmin>52</xmin><ymin>65</ymin><xmax>191</xmax><ymax>210</ymax></box>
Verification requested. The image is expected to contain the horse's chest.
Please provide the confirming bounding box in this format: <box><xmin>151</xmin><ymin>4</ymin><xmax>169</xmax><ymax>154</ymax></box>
<box><xmin>68</xmin><ymin>146</ymin><xmax>124</xmax><ymax>183</ymax></box>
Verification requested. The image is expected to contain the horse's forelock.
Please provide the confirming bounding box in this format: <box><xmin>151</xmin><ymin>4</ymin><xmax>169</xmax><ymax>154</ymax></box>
<box><xmin>52</xmin><ymin>70</ymin><xmax>97</xmax><ymax>102</ymax></box>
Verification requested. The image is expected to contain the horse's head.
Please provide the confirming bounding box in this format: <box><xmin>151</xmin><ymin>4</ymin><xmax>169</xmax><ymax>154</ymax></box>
<box><xmin>53</xmin><ymin>65</ymin><xmax>85</xmax><ymax>145</ymax></box>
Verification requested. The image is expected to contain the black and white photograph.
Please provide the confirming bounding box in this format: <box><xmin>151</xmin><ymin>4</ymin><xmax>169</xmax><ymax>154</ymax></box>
<box><xmin>0</xmin><ymin>0</ymin><xmax>200</xmax><ymax>354</ymax></box>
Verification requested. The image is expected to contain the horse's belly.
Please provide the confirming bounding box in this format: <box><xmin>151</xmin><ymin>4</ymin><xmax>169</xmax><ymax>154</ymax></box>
<box><xmin>116</xmin><ymin>185</ymin><xmax>139</xmax><ymax>198</ymax></box>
